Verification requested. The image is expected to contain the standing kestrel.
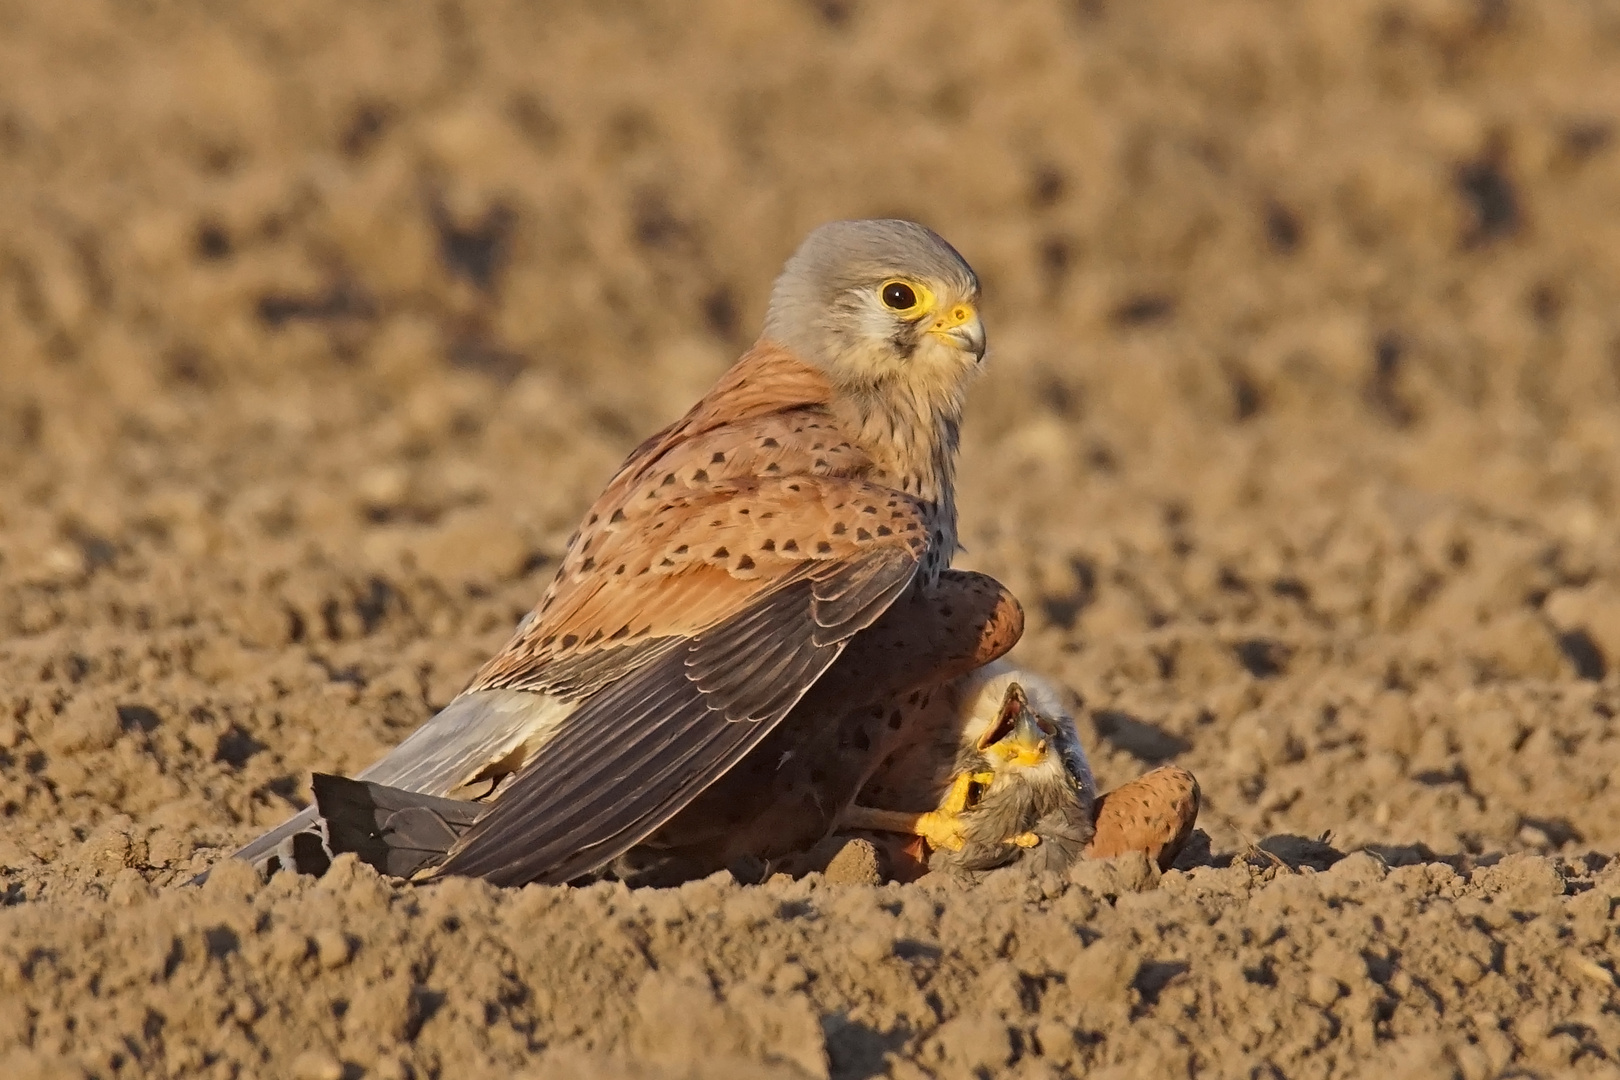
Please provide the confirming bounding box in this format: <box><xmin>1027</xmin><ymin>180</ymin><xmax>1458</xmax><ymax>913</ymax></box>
<box><xmin>210</xmin><ymin>219</ymin><xmax>994</xmax><ymax>887</ymax></box>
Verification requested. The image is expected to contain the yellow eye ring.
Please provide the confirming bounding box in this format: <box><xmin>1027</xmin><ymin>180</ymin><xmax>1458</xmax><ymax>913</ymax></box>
<box><xmin>879</xmin><ymin>279</ymin><xmax>933</xmax><ymax>315</ymax></box>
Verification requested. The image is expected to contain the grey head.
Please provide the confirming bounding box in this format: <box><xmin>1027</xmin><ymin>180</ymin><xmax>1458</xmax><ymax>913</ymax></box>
<box><xmin>761</xmin><ymin>219</ymin><xmax>985</xmax><ymax>388</ymax></box>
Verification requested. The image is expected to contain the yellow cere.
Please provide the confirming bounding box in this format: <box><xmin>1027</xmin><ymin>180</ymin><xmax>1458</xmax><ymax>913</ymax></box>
<box><xmin>931</xmin><ymin>302</ymin><xmax>977</xmax><ymax>333</ymax></box>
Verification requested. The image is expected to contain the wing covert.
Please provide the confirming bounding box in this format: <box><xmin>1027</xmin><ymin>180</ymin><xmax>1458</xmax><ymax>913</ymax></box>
<box><xmin>433</xmin><ymin>539</ymin><xmax>923</xmax><ymax>885</ymax></box>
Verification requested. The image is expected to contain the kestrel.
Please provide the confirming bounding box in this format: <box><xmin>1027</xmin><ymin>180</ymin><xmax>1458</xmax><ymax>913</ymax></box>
<box><xmin>210</xmin><ymin>219</ymin><xmax>992</xmax><ymax>887</ymax></box>
<box><xmin>845</xmin><ymin>662</ymin><xmax>1201</xmax><ymax>876</ymax></box>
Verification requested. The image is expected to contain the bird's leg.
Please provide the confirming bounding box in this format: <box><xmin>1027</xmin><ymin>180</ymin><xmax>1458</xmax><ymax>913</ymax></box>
<box><xmin>840</xmin><ymin>763</ymin><xmax>1004</xmax><ymax>853</ymax></box>
<box><xmin>837</xmin><ymin>806</ymin><xmax>967</xmax><ymax>852</ymax></box>
<box><xmin>840</xmin><ymin>763</ymin><xmax>1000</xmax><ymax>850</ymax></box>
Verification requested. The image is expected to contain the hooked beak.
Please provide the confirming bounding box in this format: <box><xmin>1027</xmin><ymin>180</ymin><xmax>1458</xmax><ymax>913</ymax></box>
<box><xmin>978</xmin><ymin>683</ymin><xmax>1051</xmax><ymax>766</ymax></box>
<box><xmin>1004</xmin><ymin>702</ymin><xmax>1048</xmax><ymax>758</ymax></box>
<box><xmin>927</xmin><ymin>303</ymin><xmax>985</xmax><ymax>362</ymax></box>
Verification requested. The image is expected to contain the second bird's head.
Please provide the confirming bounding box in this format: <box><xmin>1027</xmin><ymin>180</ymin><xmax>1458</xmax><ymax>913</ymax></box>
<box><xmin>955</xmin><ymin>663</ymin><xmax>1095</xmax><ymax>799</ymax></box>
<box><xmin>976</xmin><ymin>682</ymin><xmax>1057</xmax><ymax>771</ymax></box>
<box><xmin>762</xmin><ymin>219</ymin><xmax>985</xmax><ymax>397</ymax></box>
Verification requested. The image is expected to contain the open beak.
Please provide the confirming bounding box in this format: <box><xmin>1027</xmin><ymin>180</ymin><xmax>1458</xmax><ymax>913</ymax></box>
<box><xmin>1004</xmin><ymin>703</ymin><xmax>1049</xmax><ymax>759</ymax></box>
<box><xmin>928</xmin><ymin>303</ymin><xmax>985</xmax><ymax>362</ymax></box>
<box><xmin>978</xmin><ymin>683</ymin><xmax>1051</xmax><ymax>766</ymax></box>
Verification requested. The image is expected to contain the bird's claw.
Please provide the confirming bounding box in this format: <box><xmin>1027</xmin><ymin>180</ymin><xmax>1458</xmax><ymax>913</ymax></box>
<box><xmin>840</xmin><ymin>767</ymin><xmax>1007</xmax><ymax>854</ymax></box>
<box><xmin>836</xmin><ymin>806</ymin><xmax>966</xmax><ymax>852</ymax></box>
<box><xmin>913</xmin><ymin>810</ymin><xmax>967</xmax><ymax>852</ymax></box>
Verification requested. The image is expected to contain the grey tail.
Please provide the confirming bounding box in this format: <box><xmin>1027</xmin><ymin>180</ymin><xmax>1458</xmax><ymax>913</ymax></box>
<box><xmin>189</xmin><ymin>806</ymin><xmax>324</xmax><ymax>885</ymax></box>
<box><xmin>185</xmin><ymin>688</ymin><xmax>570</xmax><ymax>885</ymax></box>
<box><xmin>309</xmin><ymin>774</ymin><xmax>483</xmax><ymax>880</ymax></box>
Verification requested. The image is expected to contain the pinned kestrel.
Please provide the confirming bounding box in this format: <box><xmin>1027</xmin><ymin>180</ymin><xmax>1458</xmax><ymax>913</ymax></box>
<box><xmin>845</xmin><ymin>662</ymin><xmax>1201</xmax><ymax>876</ymax></box>
<box><xmin>208</xmin><ymin>219</ymin><xmax>992</xmax><ymax>887</ymax></box>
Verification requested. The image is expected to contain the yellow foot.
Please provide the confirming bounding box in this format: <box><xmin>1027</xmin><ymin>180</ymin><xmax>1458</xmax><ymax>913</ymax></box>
<box><xmin>1011</xmin><ymin>831</ymin><xmax>1041</xmax><ymax>849</ymax></box>
<box><xmin>913</xmin><ymin>810</ymin><xmax>967</xmax><ymax>852</ymax></box>
<box><xmin>838</xmin><ymin>806</ymin><xmax>967</xmax><ymax>852</ymax></box>
<box><xmin>840</xmin><ymin>768</ymin><xmax>1001</xmax><ymax>854</ymax></box>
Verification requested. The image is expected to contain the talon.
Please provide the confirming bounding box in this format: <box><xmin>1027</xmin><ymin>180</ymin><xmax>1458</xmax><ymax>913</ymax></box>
<box><xmin>914</xmin><ymin>810</ymin><xmax>966</xmax><ymax>852</ymax></box>
<box><xmin>837</xmin><ymin>805</ymin><xmax>962</xmax><ymax>851</ymax></box>
<box><xmin>938</xmin><ymin>772</ymin><xmax>976</xmax><ymax>816</ymax></box>
<box><xmin>939</xmin><ymin>775</ymin><xmax>972</xmax><ymax>816</ymax></box>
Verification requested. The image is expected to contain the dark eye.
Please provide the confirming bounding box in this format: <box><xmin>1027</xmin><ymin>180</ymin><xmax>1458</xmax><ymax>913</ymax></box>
<box><xmin>881</xmin><ymin>281</ymin><xmax>917</xmax><ymax>310</ymax></box>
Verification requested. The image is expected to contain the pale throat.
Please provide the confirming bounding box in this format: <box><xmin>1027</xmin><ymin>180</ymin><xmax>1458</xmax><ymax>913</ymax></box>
<box><xmin>833</xmin><ymin>370</ymin><xmax>968</xmax><ymax>576</ymax></box>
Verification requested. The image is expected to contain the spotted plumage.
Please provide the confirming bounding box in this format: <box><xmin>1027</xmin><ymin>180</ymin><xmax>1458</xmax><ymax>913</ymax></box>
<box><xmin>204</xmin><ymin>218</ymin><xmax>989</xmax><ymax>888</ymax></box>
<box><xmin>1085</xmin><ymin>764</ymin><xmax>1202</xmax><ymax>871</ymax></box>
<box><xmin>287</xmin><ymin>646</ymin><xmax>1206</xmax><ymax>888</ymax></box>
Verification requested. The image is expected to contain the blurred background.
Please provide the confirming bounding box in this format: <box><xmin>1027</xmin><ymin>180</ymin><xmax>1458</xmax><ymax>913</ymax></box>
<box><xmin>3</xmin><ymin>0</ymin><xmax>1620</xmax><ymax>871</ymax></box>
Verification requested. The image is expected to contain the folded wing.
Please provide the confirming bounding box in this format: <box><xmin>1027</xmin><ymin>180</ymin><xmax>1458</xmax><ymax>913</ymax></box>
<box><xmin>437</xmin><ymin>531</ymin><xmax>922</xmax><ymax>885</ymax></box>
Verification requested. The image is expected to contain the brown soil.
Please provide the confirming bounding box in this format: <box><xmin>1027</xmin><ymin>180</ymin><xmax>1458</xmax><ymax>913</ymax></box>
<box><xmin>4</xmin><ymin>1</ymin><xmax>1620</xmax><ymax>1077</ymax></box>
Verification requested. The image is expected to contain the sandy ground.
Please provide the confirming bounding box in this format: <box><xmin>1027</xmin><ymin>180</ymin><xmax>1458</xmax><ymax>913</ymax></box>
<box><xmin>4</xmin><ymin>0</ymin><xmax>1620</xmax><ymax>1076</ymax></box>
